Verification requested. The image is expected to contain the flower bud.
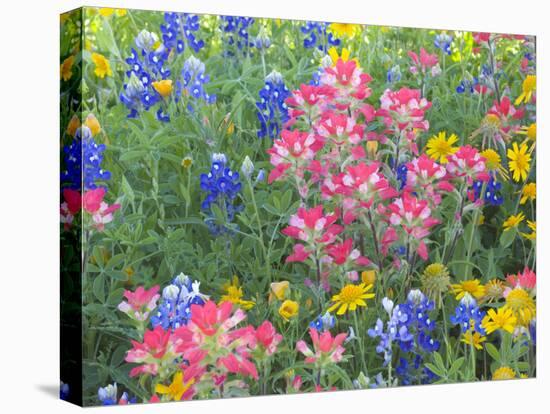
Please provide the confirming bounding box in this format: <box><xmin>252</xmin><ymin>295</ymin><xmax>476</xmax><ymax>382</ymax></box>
<box><xmin>241</xmin><ymin>155</ymin><xmax>254</xmax><ymax>179</ymax></box>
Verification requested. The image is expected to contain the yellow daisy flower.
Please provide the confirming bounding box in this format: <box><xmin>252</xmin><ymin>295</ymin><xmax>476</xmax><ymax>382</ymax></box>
<box><xmin>505</xmin><ymin>288</ymin><xmax>536</xmax><ymax>326</ymax></box>
<box><xmin>482</xmin><ymin>307</ymin><xmax>517</xmax><ymax>334</ymax></box>
<box><xmin>451</xmin><ymin>279</ymin><xmax>485</xmax><ymax>300</ymax></box>
<box><xmin>481</xmin><ymin>148</ymin><xmax>509</xmax><ymax>179</ymax></box>
<box><xmin>517</xmin><ymin>123</ymin><xmax>536</xmax><ymax>144</ymax></box>
<box><xmin>181</xmin><ymin>156</ymin><xmax>193</xmax><ymax>169</ymax></box>
<box><xmin>327</xmin><ymin>47</ymin><xmax>359</xmax><ymax>67</ymax></box>
<box><xmin>461</xmin><ymin>330</ymin><xmax>486</xmax><ymax>350</ymax></box>
<box><xmin>60</xmin><ymin>55</ymin><xmax>75</xmax><ymax>82</ymax></box>
<box><xmin>155</xmin><ymin>371</ymin><xmax>194</xmax><ymax>401</ymax></box>
<box><xmin>327</xmin><ymin>283</ymin><xmax>375</xmax><ymax>315</ymax></box>
<box><xmin>91</xmin><ymin>53</ymin><xmax>113</xmax><ymax>78</ymax></box>
<box><xmin>492</xmin><ymin>366</ymin><xmax>516</xmax><ymax>380</ymax></box>
<box><xmin>152</xmin><ymin>79</ymin><xmax>173</xmax><ymax>97</ymax></box>
<box><xmin>520</xmin><ymin>183</ymin><xmax>536</xmax><ymax>204</ymax></box>
<box><xmin>507</xmin><ymin>142</ymin><xmax>531</xmax><ymax>182</ymax></box>
<box><xmin>514</xmin><ymin>75</ymin><xmax>536</xmax><ymax>106</ymax></box>
<box><xmin>220</xmin><ymin>276</ymin><xmax>255</xmax><ymax>310</ymax></box>
<box><xmin>520</xmin><ymin>220</ymin><xmax>536</xmax><ymax>240</ymax></box>
<box><xmin>329</xmin><ymin>23</ymin><xmax>361</xmax><ymax>38</ymax></box>
<box><xmin>503</xmin><ymin>212</ymin><xmax>525</xmax><ymax>231</ymax></box>
<box><xmin>279</xmin><ymin>300</ymin><xmax>299</xmax><ymax>321</ymax></box>
<box><xmin>426</xmin><ymin>132</ymin><xmax>459</xmax><ymax>164</ymax></box>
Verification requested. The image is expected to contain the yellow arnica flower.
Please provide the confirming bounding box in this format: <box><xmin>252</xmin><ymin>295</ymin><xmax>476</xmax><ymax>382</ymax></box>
<box><xmin>329</xmin><ymin>23</ymin><xmax>360</xmax><ymax>38</ymax></box>
<box><xmin>152</xmin><ymin>79</ymin><xmax>173</xmax><ymax>98</ymax></box>
<box><xmin>220</xmin><ymin>276</ymin><xmax>255</xmax><ymax>310</ymax></box>
<box><xmin>482</xmin><ymin>307</ymin><xmax>517</xmax><ymax>334</ymax></box>
<box><xmin>451</xmin><ymin>279</ymin><xmax>485</xmax><ymax>300</ymax></box>
<box><xmin>181</xmin><ymin>156</ymin><xmax>193</xmax><ymax>169</ymax></box>
<box><xmin>503</xmin><ymin>212</ymin><xmax>525</xmax><ymax>231</ymax></box>
<box><xmin>517</xmin><ymin>123</ymin><xmax>536</xmax><ymax>143</ymax></box>
<box><xmin>66</xmin><ymin>114</ymin><xmax>80</xmax><ymax>137</ymax></box>
<box><xmin>327</xmin><ymin>47</ymin><xmax>359</xmax><ymax>67</ymax></box>
<box><xmin>492</xmin><ymin>366</ymin><xmax>516</xmax><ymax>380</ymax></box>
<box><xmin>461</xmin><ymin>330</ymin><xmax>486</xmax><ymax>350</ymax></box>
<box><xmin>91</xmin><ymin>53</ymin><xmax>113</xmax><ymax>78</ymax></box>
<box><xmin>426</xmin><ymin>132</ymin><xmax>459</xmax><ymax>164</ymax></box>
<box><xmin>484</xmin><ymin>279</ymin><xmax>505</xmax><ymax>303</ymax></box>
<box><xmin>155</xmin><ymin>371</ymin><xmax>194</xmax><ymax>401</ymax></box>
<box><xmin>480</xmin><ymin>148</ymin><xmax>508</xmax><ymax>179</ymax></box>
<box><xmin>279</xmin><ymin>300</ymin><xmax>299</xmax><ymax>321</ymax></box>
<box><xmin>505</xmin><ymin>288</ymin><xmax>535</xmax><ymax>326</ymax></box>
<box><xmin>270</xmin><ymin>281</ymin><xmax>290</xmax><ymax>301</ymax></box>
<box><xmin>99</xmin><ymin>8</ymin><xmax>127</xmax><ymax>17</ymax></box>
<box><xmin>60</xmin><ymin>55</ymin><xmax>75</xmax><ymax>82</ymax></box>
<box><xmin>520</xmin><ymin>220</ymin><xmax>536</xmax><ymax>240</ymax></box>
<box><xmin>514</xmin><ymin>75</ymin><xmax>536</xmax><ymax>106</ymax></box>
<box><xmin>328</xmin><ymin>283</ymin><xmax>375</xmax><ymax>315</ymax></box>
<box><xmin>520</xmin><ymin>183</ymin><xmax>536</xmax><ymax>205</ymax></box>
<box><xmin>507</xmin><ymin>142</ymin><xmax>531</xmax><ymax>182</ymax></box>
<box><xmin>84</xmin><ymin>114</ymin><xmax>101</xmax><ymax>136</ymax></box>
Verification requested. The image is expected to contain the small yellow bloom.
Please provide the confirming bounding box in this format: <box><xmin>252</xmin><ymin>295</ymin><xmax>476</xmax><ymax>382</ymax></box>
<box><xmin>226</xmin><ymin>121</ymin><xmax>235</xmax><ymax>135</ymax></box>
<box><xmin>279</xmin><ymin>300</ymin><xmax>299</xmax><ymax>321</ymax></box>
<box><xmin>270</xmin><ymin>281</ymin><xmax>290</xmax><ymax>301</ymax></box>
<box><xmin>426</xmin><ymin>132</ymin><xmax>459</xmax><ymax>164</ymax></box>
<box><xmin>84</xmin><ymin>114</ymin><xmax>101</xmax><ymax>136</ymax></box>
<box><xmin>507</xmin><ymin>142</ymin><xmax>531</xmax><ymax>182</ymax></box>
<box><xmin>514</xmin><ymin>75</ymin><xmax>536</xmax><ymax>106</ymax></box>
<box><xmin>60</xmin><ymin>55</ymin><xmax>75</xmax><ymax>82</ymax></box>
<box><xmin>220</xmin><ymin>275</ymin><xmax>255</xmax><ymax>310</ymax></box>
<box><xmin>152</xmin><ymin>79</ymin><xmax>173</xmax><ymax>98</ymax></box>
<box><xmin>451</xmin><ymin>279</ymin><xmax>485</xmax><ymax>300</ymax></box>
<box><xmin>181</xmin><ymin>156</ymin><xmax>193</xmax><ymax>169</ymax></box>
<box><xmin>517</xmin><ymin>123</ymin><xmax>536</xmax><ymax>143</ymax></box>
<box><xmin>66</xmin><ymin>114</ymin><xmax>80</xmax><ymax>137</ymax></box>
<box><xmin>492</xmin><ymin>366</ymin><xmax>516</xmax><ymax>380</ymax></box>
<box><xmin>329</xmin><ymin>23</ymin><xmax>360</xmax><ymax>38</ymax></box>
<box><xmin>91</xmin><ymin>53</ymin><xmax>113</xmax><ymax>78</ymax></box>
<box><xmin>520</xmin><ymin>220</ymin><xmax>536</xmax><ymax>240</ymax></box>
<box><xmin>361</xmin><ymin>270</ymin><xmax>376</xmax><ymax>286</ymax></box>
<box><xmin>482</xmin><ymin>307</ymin><xmax>517</xmax><ymax>334</ymax></box>
<box><xmin>461</xmin><ymin>330</ymin><xmax>486</xmax><ymax>350</ymax></box>
<box><xmin>98</xmin><ymin>8</ymin><xmax>127</xmax><ymax>17</ymax></box>
<box><xmin>503</xmin><ymin>212</ymin><xmax>525</xmax><ymax>231</ymax></box>
<box><xmin>155</xmin><ymin>371</ymin><xmax>194</xmax><ymax>401</ymax></box>
<box><xmin>328</xmin><ymin>283</ymin><xmax>375</xmax><ymax>315</ymax></box>
<box><xmin>520</xmin><ymin>183</ymin><xmax>536</xmax><ymax>205</ymax></box>
<box><xmin>366</xmin><ymin>141</ymin><xmax>379</xmax><ymax>157</ymax></box>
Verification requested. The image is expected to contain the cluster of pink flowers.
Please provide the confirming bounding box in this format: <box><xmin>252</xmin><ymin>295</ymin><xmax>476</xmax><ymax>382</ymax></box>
<box><xmin>123</xmin><ymin>299</ymin><xmax>282</xmax><ymax>399</ymax></box>
<box><xmin>60</xmin><ymin>188</ymin><xmax>121</xmax><ymax>231</ymax></box>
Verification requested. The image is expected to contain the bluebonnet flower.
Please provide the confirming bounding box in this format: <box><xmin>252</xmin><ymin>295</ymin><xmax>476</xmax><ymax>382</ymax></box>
<box><xmin>120</xmin><ymin>30</ymin><xmax>171</xmax><ymax>121</ymax></box>
<box><xmin>309</xmin><ymin>311</ymin><xmax>336</xmax><ymax>331</ymax></box>
<box><xmin>434</xmin><ymin>33</ymin><xmax>453</xmax><ymax>55</ymax></box>
<box><xmin>396</xmin><ymin>356</ymin><xmax>438</xmax><ymax>385</ymax></box>
<box><xmin>471</xmin><ymin>173</ymin><xmax>503</xmax><ymax>206</ymax></box>
<box><xmin>254</xmin><ymin>26</ymin><xmax>271</xmax><ymax>50</ymax></box>
<box><xmin>97</xmin><ymin>383</ymin><xmax>135</xmax><ymax>405</ymax></box>
<box><xmin>200</xmin><ymin>153</ymin><xmax>243</xmax><ymax>235</ymax></box>
<box><xmin>450</xmin><ymin>293</ymin><xmax>486</xmax><ymax>334</ymax></box>
<box><xmin>60</xmin><ymin>382</ymin><xmax>70</xmax><ymax>400</ymax></box>
<box><xmin>396</xmin><ymin>163</ymin><xmax>408</xmax><ymax>190</ymax></box>
<box><xmin>150</xmin><ymin>273</ymin><xmax>208</xmax><ymax>329</ymax></box>
<box><xmin>256</xmin><ymin>70</ymin><xmax>291</xmax><ymax>139</ymax></box>
<box><xmin>161</xmin><ymin>13</ymin><xmax>204</xmax><ymax>54</ymax></box>
<box><xmin>61</xmin><ymin>126</ymin><xmax>111</xmax><ymax>190</ymax></box>
<box><xmin>369</xmin><ymin>290</ymin><xmax>440</xmax><ymax>385</ymax></box>
<box><xmin>456</xmin><ymin>76</ymin><xmax>479</xmax><ymax>94</ymax></box>
<box><xmin>301</xmin><ymin>21</ymin><xmax>340</xmax><ymax>52</ymax></box>
<box><xmin>175</xmin><ymin>55</ymin><xmax>216</xmax><ymax>112</ymax></box>
<box><xmin>387</xmin><ymin>65</ymin><xmax>402</xmax><ymax>84</ymax></box>
<box><xmin>221</xmin><ymin>16</ymin><xmax>255</xmax><ymax>55</ymax></box>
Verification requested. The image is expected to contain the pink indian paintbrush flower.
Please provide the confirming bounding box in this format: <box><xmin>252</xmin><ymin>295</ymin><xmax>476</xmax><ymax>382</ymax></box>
<box><xmin>408</xmin><ymin>48</ymin><xmax>439</xmax><ymax>71</ymax></box>
<box><xmin>267</xmin><ymin>129</ymin><xmax>324</xmax><ymax>184</ymax></box>
<box><xmin>506</xmin><ymin>267</ymin><xmax>536</xmax><ymax>291</ymax></box>
<box><xmin>125</xmin><ymin>326</ymin><xmax>174</xmax><ymax>377</ymax></box>
<box><xmin>118</xmin><ymin>285</ymin><xmax>161</xmax><ymax>322</ymax></box>
<box><xmin>251</xmin><ymin>320</ymin><xmax>283</xmax><ymax>356</ymax></box>
<box><xmin>405</xmin><ymin>154</ymin><xmax>454</xmax><ymax>205</ymax></box>
<box><xmin>282</xmin><ymin>205</ymin><xmax>343</xmax><ymax>245</ymax></box>
<box><xmin>446</xmin><ymin>145</ymin><xmax>490</xmax><ymax>185</ymax></box>
<box><xmin>320</xmin><ymin>59</ymin><xmax>372</xmax><ymax>109</ymax></box>
<box><xmin>296</xmin><ymin>328</ymin><xmax>347</xmax><ymax>367</ymax></box>
<box><xmin>81</xmin><ymin>188</ymin><xmax>121</xmax><ymax>231</ymax></box>
<box><xmin>325</xmin><ymin>238</ymin><xmax>370</xmax><ymax>266</ymax></box>
<box><xmin>384</xmin><ymin>192</ymin><xmax>440</xmax><ymax>260</ymax></box>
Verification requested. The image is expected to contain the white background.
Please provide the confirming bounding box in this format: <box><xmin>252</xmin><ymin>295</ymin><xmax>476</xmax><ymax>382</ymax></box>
<box><xmin>0</xmin><ymin>0</ymin><xmax>547</xmax><ymax>412</ymax></box>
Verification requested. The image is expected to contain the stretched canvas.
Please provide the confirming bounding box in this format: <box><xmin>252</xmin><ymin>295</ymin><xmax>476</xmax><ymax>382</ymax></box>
<box><xmin>60</xmin><ymin>6</ymin><xmax>537</xmax><ymax>407</ymax></box>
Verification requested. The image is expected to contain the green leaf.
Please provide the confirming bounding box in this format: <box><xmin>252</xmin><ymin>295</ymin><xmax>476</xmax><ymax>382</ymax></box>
<box><xmin>485</xmin><ymin>342</ymin><xmax>501</xmax><ymax>362</ymax></box>
<box><xmin>92</xmin><ymin>274</ymin><xmax>106</xmax><ymax>303</ymax></box>
<box><xmin>500</xmin><ymin>229</ymin><xmax>516</xmax><ymax>248</ymax></box>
